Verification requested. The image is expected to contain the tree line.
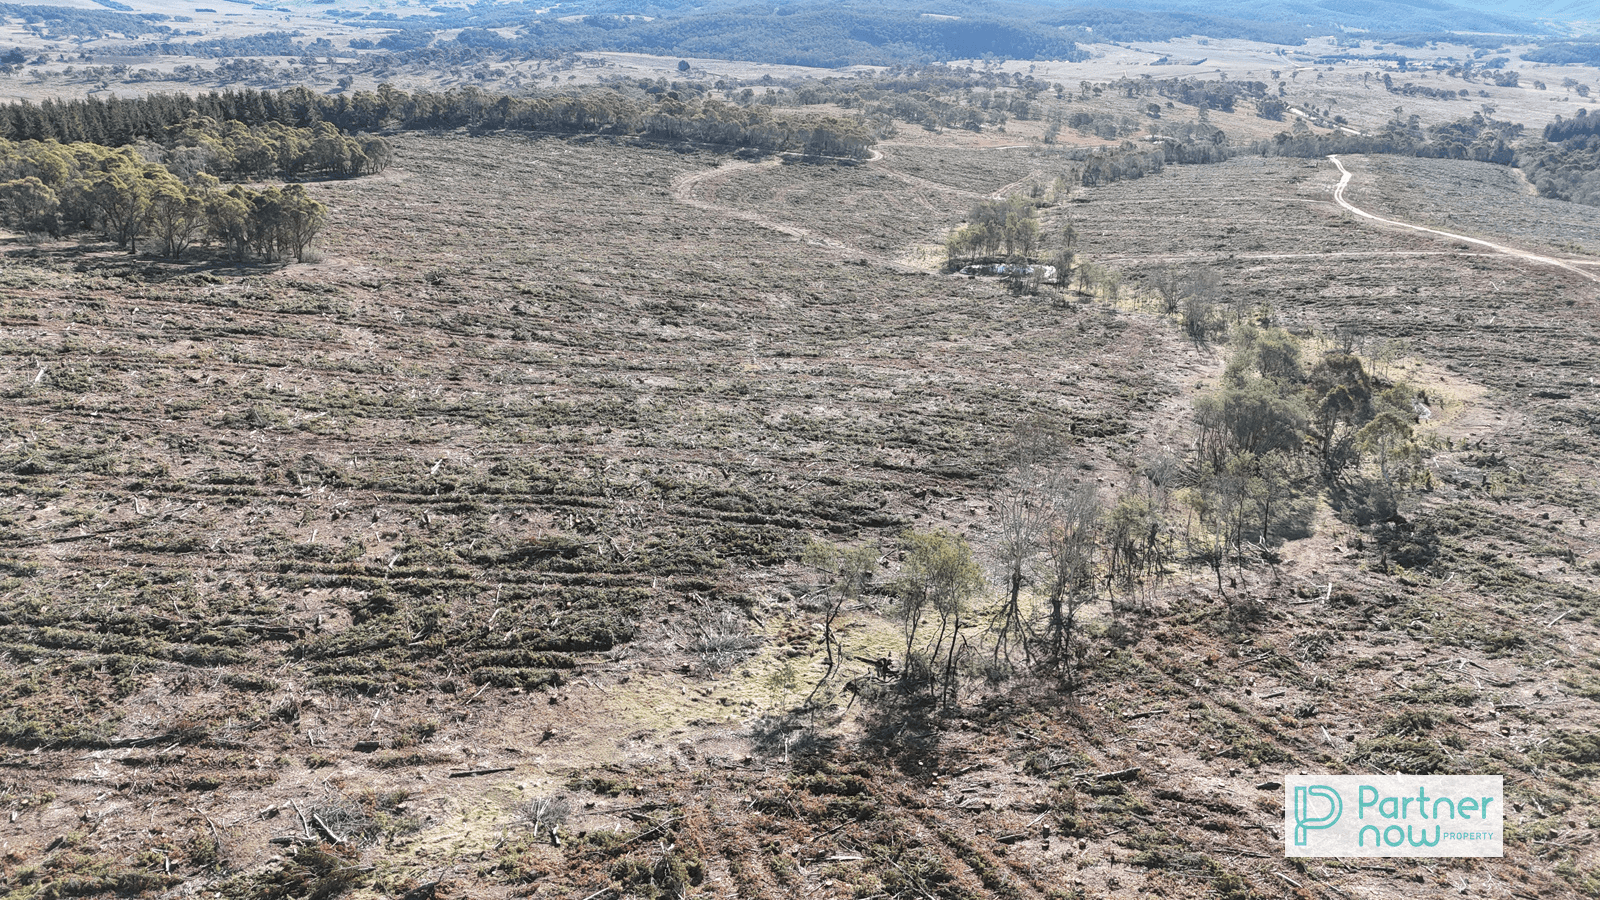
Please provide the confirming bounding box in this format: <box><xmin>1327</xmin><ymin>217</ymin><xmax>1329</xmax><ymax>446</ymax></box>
<box><xmin>1252</xmin><ymin>111</ymin><xmax>1518</xmax><ymax>165</ymax></box>
<box><xmin>0</xmin><ymin>137</ymin><xmax>327</xmax><ymax>261</ymax></box>
<box><xmin>0</xmin><ymin>88</ymin><xmax>379</xmax><ymax>147</ymax></box>
<box><xmin>0</xmin><ymin>85</ymin><xmax>878</xmax><ymax>160</ymax></box>
<box><xmin>151</xmin><ymin>117</ymin><xmax>393</xmax><ymax>181</ymax></box>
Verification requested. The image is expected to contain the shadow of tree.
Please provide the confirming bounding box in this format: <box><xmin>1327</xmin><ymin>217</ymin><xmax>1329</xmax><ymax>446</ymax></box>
<box><xmin>749</xmin><ymin>709</ymin><xmax>842</xmax><ymax>763</ymax></box>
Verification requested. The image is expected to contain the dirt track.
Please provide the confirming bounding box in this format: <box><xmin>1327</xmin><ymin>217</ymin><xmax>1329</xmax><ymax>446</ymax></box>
<box><xmin>1329</xmin><ymin>154</ymin><xmax>1600</xmax><ymax>284</ymax></box>
<box><xmin>670</xmin><ymin>145</ymin><xmax>1050</xmax><ymax>268</ymax></box>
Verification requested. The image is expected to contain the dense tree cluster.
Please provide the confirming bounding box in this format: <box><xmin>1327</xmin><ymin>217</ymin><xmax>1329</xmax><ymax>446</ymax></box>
<box><xmin>1543</xmin><ymin>110</ymin><xmax>1600</xmax><ymax>144</ymax></box>
<box><xmin>0</xmin><ymin>88</ymin><xmax>351</xmax><ymax>145</ymax></box>
<box><xmin>401</xmin><ymin>87</ymin><xmax>876</xmax><ymax>156</ymax></box>
<box><xmin>1065</xmin><ymin>110</ymin><xmax>1143</xmax><ymax>140</ymax></box>
<box><xmin>944</xmin><ymin>196</ymin><xmax>1041</xmax><ymax>265</ymax></box>
<box><xmin>154</xmin><ymin>117</ymin><xmax>393</xmax><ymax>180</ymax></box>
<box><xmin>0</xmin><ymin>138</ymin><xmax>327</xmax><ymax>261</ymax></box>
<box><xmin>1521</xmin><ymin>41</ymin><xmax>1600</xmax><ymax>68</ymax></box>
<box><xmin>1182</xmin><ymin>323</ymin><xmax>1430</xmax><ymax>588</ymax></box>
<box><xmin>0</xmin><ymin>93</ymin><xmax>393</xmax><ymax>180</ymax></box>
<box><xmin>1523</xmin><ymin>110</ymin><xmax>1600</xmax><ymax>205</ymax></box>
<box><xmin>1079</xmin><ymin>142</ymin><xmax>1167</xmax><ymax>187</ymax></box>
<box><xmin>1152</xmin><ymin>77</ymin><xmax>1269</xmax><ymax>112</ymax></box>
<box><xmin>1428</xmin><ymin>113</ymin><xmax>1520</xmax><ymax>162</ymax></box>
<box><xmin>1257</xmin><ymin>98</ymin><xmax>1289</xmax><ymax>120</ymax></box>
<box><xmin>1058</xmin><ymin>126</ymin><xmax>1230</xmax><ymax>188</ymax></box>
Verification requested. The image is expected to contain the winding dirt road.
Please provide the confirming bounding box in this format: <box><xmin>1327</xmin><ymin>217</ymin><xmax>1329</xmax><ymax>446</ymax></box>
<box><xmin>670</xmin><ymin>145</ymin><xmax>1049</xmax><ymax>268</ymax></box>
<box><xmin>669</xmin><ymin>158</ymin><xmax>842</xmax><ymax>247</ymax></box>
<box><xmin>1328</xmin><ymin>154</ymin><xmax>1600</xmax><ymax>284</ymax></box>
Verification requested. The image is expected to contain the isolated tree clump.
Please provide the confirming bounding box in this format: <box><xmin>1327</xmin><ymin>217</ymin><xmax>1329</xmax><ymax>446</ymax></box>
<box><xmin>894</xmin><ymin>528</ymin><xmax>984</xmax><ymax>709</ymax></box>
<box><xmin>802</xmin><ymin>538</ymin><xmax>877</xmax><ymax>688</ymax></box>
<box><xmin>945</xmin><ymin>195</ymin><xmax>1041</xmax><ymax>267</ymax></box>
<box><xmin>1181</xmin><ymin>323</ymin><xmax>1434</xmax><ymax>585</ymax></box>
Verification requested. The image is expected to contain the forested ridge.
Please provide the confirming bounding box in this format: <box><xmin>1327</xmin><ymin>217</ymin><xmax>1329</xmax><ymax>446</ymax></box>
<box><xmin>302</xmin><ymin>0</ymin><xmax>1541</xmax><ymax>63</ymax></box>
<box><xmin>0</xmin><ymin>1</ymin><xmax>178</xmax><ymax>41</ymax></box>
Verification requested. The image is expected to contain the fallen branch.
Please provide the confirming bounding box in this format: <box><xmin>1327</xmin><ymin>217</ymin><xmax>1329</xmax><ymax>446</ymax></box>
<box><xmin>290</xmin><ymin>800</ymin><xmax>311</xmax><ymax>839</ymax></box>
<box><xmin>617</xmin><ymin>816</ymin><xmax>679</xmax><ymax>848</ymax></box>
<box><xmin>448</xmin><ymin>766</ymin><xmax>515</xmax><ymax>779</ymax></box>
<box><xmin>1094</xmin><ymin>766</ymin><xmax>1142</xmax><ymax>782</ymax></box>
<box><xmin>1206</xmin><ymin>843</ymin><xmax>1270</xmax><ymax>859</ymax></box>
<box><xmin>804</xmin><ymin>819</ymin><xmax>856</xmax><ymax>844</ymax></box>
<box><xmin>190</xmin><ymin>807</ymin><xmax>224</xmax><ymax>863</ymax></box>
<box><xmin>312</xmin><ymin>813</ymin><xmax>344</xmax><ymax>845</ymax></box>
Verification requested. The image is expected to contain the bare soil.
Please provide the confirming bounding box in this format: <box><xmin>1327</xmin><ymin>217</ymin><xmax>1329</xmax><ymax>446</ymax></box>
<box><xmin>0</xmin><ymin>118</ymin><xmax>1596</xmax><ymax>900</ymax></box>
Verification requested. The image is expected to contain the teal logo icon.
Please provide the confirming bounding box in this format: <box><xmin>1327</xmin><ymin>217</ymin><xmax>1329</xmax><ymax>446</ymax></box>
<box><xmin>1294</xmin><ymin>785</ymin><xmax>1343</xmax><ymax>846</ymax></box>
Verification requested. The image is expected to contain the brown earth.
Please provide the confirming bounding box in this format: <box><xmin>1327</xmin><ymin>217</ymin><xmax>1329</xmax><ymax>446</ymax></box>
<box><xmin>0</xmin><ymin>122</ymin><xmax>1595</xmax><ymax>900</ymax></box>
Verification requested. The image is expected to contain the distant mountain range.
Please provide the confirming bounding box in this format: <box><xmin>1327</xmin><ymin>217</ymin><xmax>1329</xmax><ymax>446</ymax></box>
<box><xmin>226</xmin><ymin>0</ymin><xmax>1600</xmax><ymax>69</ymax></box>
<box><xmin>553</xmin><ymin>0</ymin><xmax>1599</xmax><ymax>43</ymax></box>
<box><xmin>1048</xmin><ymin>0</ymin><xmax>1539</xmax><ymax>36</ymax></box>
<box><xmin>1437</xmin><ymin>0</ymin><xmax>1600</xmax><ymax>27</ymax></box>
